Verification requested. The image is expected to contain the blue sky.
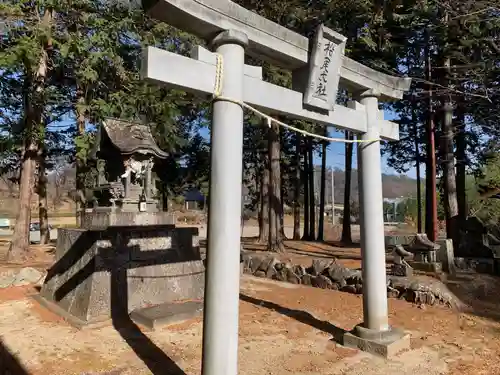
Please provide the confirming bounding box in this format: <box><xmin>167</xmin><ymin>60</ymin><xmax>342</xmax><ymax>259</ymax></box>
<box><xmin>51</xmin><ymin>108</ymin><xmax>416</xmax><ymax>179</ymax></box>
<box><xmin>197</xmin><ymin>108</ymin><xmax>417</xmax><ymax>178</ymax></box>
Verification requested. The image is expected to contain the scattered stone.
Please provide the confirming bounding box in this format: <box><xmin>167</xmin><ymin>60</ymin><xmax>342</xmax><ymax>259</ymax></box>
<box><xmin>0</xmin><ymin>271</ymin><xmax>16</xmax><ymax>288</ymax></box>
<box><xmin>408</xmin><ymin>291</ymin><xmax>436</xmax><ymax>306</ymax></box>
<box><xmin>346</xmin><ymin>271</ymin><xmax>362</xmax><ymax>285</ymax></box>
<box><xmin>341</xmin><ymin>285</ymin><xmax>357</xmax><ymax>294</ymax></box>
<box><xmin>301</xmin><ymin>274</ymin><xmax>313</xmax><ymax>286</ymax></box>
<box><xmin>241</xmin><ymin>252</ymin><xmax>253</xmax><ymax>273</ymax></box>
<box><xmin>240</xmin><ymin>250</ymin><xmax>462</xmax><ymax>309</ymax></box>
<box><xmin>387</xmin><ymin>288</ymin><xmax>400</xmax><ymax>298</ymax></box>
<box><xmin>327</xmin><ymin>264</ymin><xmax>358</xmax><ymax>284</ymax></box>
<box><xmin>390</xmin><ymin>276</ymin><xmax>413</xmax><ymax>291</ymax></box>
<box><xmin>424</xmin><ymin>292</ymin><xmax>436</xmax><ymax>306</ymax></box>
<box><xmin>292</xmin><ymin>265</ymin><xmax>306</xmax><ymax>278</ymax></box>
<box><xmin>310</xmin><ymin>258</ymin><xmax>335</xmax><ymax>276</ymax></box>
<box><xmin>286</xmin><ymin>268</ymin><xmax>301</xmax><ymax>284</ymax></box>
<box><xmin>258</xmin><ymin>257</ymin><xmax>275</xmax><ymax>273</ymax></box>
<box><xmin>249</xmin><ymin>256</ymin><xmax>263</xmax><ymax>274</ymax></box>
<box><xmin>265</xmin><ymin>266</ymin><xmax>277</xmax><ymax>279</ymax></box>
<box><xmin>0</xmin><ymin>268</ymin><xmax>45</xmax><ymax>288</ymax></box>
<box><xmin>263</xmin><ymin>257</ymin><xmax>280</xmax><ymax>278</ymax></box>
<box><xmin>254</xmin><ymin>270</ymin><xmax>266</xmax><ymax>278</ymax></box>
<box><xmin>391</xmin><ymin>263</ymin><xmax>413</xmax><ymax>277</ymax></box>
<box><xmin>329</xmin><ymin>282</ymin><xmax>340</xmax><ymax>290</ymax></box>
<box><xmin>386</xmin><ymin>276</ymin><xmax>393</xmax><ymax>288</ymax></box>
<box><xmin>312</xmin><ymin>275</ymin><xmax>333</xmax><ymax>289</ymax></box>
<box><xmin>336</xmin><ymin>278</ymin><xmax>347</xmax><ymax>289</ymax></box>
<box><xmin>274</xmin><ymin>265</ymin><xmax>288</xmax><ymax>282</ymax></box>
<box><xmin>354</xmin><ymin>283</ymin><xmax>363</xmax><ymax>294</ymax></box>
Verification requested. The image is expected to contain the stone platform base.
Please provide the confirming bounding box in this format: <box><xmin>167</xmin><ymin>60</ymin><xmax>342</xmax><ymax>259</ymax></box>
<box><xmin>32</xmin><ymin>293</ymin><xmax>111</xmax><ymax>330</ymax></box>
<box><xmin>391</xmin><ymin>264</ymin><xmax>413</xmax><ymax>277</ymax></box>
<box><xmin>343</xmin><ymin>325</ymin><xmax>410</xmax><ymax>358</ymax></box>
<box><xmin>38</xmin><ymin>224</ymin><xmax>204</xmax><ymax>326</ymax></box>
<box><xmin>81</xmin><ymin>210</ymin><xmax>176</xmax><ymax>229</ymax></box>
<box><xmin>130</xmin><ymin>300</ymin><xmax>203</xmax><ymax>331</ymax></box>
<box><xmin>409</xmin><ymin>261</ymin><xmax>442</xmax><ymax>273</ymax></box>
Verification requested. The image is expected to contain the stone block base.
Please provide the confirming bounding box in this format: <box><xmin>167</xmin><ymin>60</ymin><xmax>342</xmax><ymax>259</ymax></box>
<box><xmin>37</xmin><ymin>225</ymin><xmax>204</xmax><ymax>326</ymax></box>
<box><xmin>343</xmin><ymin>325</ymin><xmax>410</xmax><ymax>358</ymax></box>
<box><xmin>391</xmin><ymin>264</ymin><xmax>413</xmax><ymax>277</ymax></box>
<box><xmin>409</xmin><ymin>261</ymin><xmax>442</xmax><ymax>273</ymax></box>
<box><xmin>81</xmin><ymin>210</ymin><xmax>176</xmax><ymax>229</ymax></box>
<box><xmin>130</xmin><ymin>300</ymin><xmax>203</xmax><ymax>331</ymax></box>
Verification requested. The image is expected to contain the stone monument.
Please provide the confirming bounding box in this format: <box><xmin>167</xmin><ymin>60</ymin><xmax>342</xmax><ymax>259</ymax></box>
<box><xmin>35</xmin><ymin>118</ymin><xmax>204</xmax><ymax>329</ymax></box>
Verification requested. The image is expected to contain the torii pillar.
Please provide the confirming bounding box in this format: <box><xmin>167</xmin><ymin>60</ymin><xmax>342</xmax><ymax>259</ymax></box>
<box><xmin>343</xmin><ymin>90</ymin><xmax>410</xmax><ymax>357</ymax></box>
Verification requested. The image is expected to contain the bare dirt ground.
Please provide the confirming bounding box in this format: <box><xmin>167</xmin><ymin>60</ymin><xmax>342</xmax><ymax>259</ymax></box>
<box><xmin>1</xmin><ymin>223</ymin><xmax>500</xmax><ymax>374</ymax></box>
<box><xmin>0</xmin><ymin>275</ymin><xmax>500</xmax><ymax>375</ymax></box>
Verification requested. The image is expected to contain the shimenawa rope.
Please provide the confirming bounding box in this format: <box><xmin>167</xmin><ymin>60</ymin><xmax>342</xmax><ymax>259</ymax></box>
<box><xmin>212</xmin><ymin>54</ymin><xmax>379</xmax><ymax>144</ymax></box>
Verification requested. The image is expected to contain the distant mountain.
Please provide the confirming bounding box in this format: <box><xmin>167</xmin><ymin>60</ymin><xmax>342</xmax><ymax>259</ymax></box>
<box><xmin>0</xmin><ymin>165</ymin><xmax>419</xmax><ymax>216</ymax></box>
<box><xmin>314</xmin><ymin>167</ymin><xmax>419</xmax><ymax>203</ymax></box>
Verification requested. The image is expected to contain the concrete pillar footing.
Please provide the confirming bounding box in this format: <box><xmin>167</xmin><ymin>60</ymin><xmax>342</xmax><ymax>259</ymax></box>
<box><xmin>342</xmin><ymin>324</ymin><xmax>410</xmax><ymax>358</ymax></box>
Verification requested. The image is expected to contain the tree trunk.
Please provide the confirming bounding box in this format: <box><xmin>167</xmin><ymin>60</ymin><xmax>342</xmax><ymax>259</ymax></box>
<box><xmin>424</xmin><ymin>32</ymin><xmax>438</xmax><ymax>242</ymax></box>
<box><xmin>455</xmin><ymin>107</ymin><xmax>467</xmax><ymax>250</ymax></box>
<box><xmin>341</xmin><ymin>132</ymin><xmax>353</xmax><ymax>244</ymax></box>
<box><xmin>7</xmin><ymin>141</ymin><xmax>38</xmax><ymax>262</ymax></box>
<box><xmin>258</xmin><ymin>152</ymin><xmax>270</xmax><ymax>243</ymax></box>
<box><xmin>280</xmin><ymin>189</ymin><xmax>286</xmax><ymax>238</ymax></box>
<box><xmin>268</xmin><ymin>123</ymin><xmax>285</xmax><ymax>252</ymax></box>
<box><xmin>317</xmin><ymin>141</ymin><xmax>327</xmax><ymax>241</ymax></box>
<box><xmin>6</xmin><ymin>8</ymin><xmax>53</xmax><ymax>262</ymax></box>
<box><xmin>442</xmin><ymin>99</ymin><xmax>459</xmax><ymax>240</ymax></box>
<box><xmin>455</xmin><ymin>108</ymin><xmax>467</xmax><ymax>223</ymax></box>
<box><xmin>293</xmin><ymin>133</ymin><xmax>301</xmax><ymax>240</ymax></box>
<box><xmin>307</xmin><ymin>138</ymin><xmax>315</xmax><ymax>239</ymax></box>
<box><xmin>75</xmin><ymin>93</ymin><xmax>86</xmax><ymax>227</ymax></box>
<box><xmin>38</xmin><ymin>155</ymin><xmax>50</xmax><ymax>245</ymax></box>
<box><xmin>441</xmin><ymin>33</ymin><xmax>459</xmax><ymax>242</ymax></box>
<box><xmin>301</xmin><ymin>140</ymin><xmax>310</xmax><ymax>240</ymax></box>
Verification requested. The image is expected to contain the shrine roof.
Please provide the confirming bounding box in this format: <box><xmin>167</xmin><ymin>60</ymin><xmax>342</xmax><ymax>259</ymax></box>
<box><xmin>100</xmin><ymin>118</ymin><xmax>169</xmax><ymax>159</ymax></box>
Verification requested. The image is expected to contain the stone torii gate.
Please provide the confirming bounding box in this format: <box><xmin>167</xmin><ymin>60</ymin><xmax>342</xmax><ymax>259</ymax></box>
<box><xmin>142</xmin><ymin>0</ymin><xmax>411</xmax><ymax>372</ymax></box>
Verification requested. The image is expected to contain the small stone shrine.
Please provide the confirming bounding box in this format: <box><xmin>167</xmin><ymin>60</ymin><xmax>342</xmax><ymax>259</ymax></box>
<box><xmin>386</xmin><ymin>233</ymin><xmax>442</xmax><ymax>274</ymax></box>
<box><xmin>35</xmin><ymin>118</ymin><xmax>204</xmax><ymax>329</ymax></box>
<box><xmin>81</xmin><ymin>118</ymin><xmax>175</xmax><ymax>227</ymax></box>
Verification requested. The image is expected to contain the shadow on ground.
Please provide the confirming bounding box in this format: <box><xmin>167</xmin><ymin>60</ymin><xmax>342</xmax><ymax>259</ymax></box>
<box><xmin>0</xmin><ymin>339</ymin><xmax>29</xmax><ymax>375</ymax></box>
<box><xmin>239</xmin><ymin>238</ymin><xmax>363</xmax><ymax>261</ymax></box>
<box><xmin>445</xmin><ymin>271</ymin><xmax>500</xmax><ymax>323</ymax></box>
<box><xmin>239</xmin><ymin>293</ymin><xmax>346</xmax><ymax>343</ymax></box>
<box><xmin>41</xmin><ymin>226</ymin><xmax>188</xmax><ymax>375</ymax></box>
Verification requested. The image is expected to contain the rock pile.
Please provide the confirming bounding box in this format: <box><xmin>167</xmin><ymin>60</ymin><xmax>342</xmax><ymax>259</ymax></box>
<box><xmin>241</xmin><ymin>251</ymin><xmax>462</xmax><ymax>309</ymax></box>
<box><xmin>0</xmin><ymin>267</ymin><xmax>46</xmax><ymax>288</ymax></box>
